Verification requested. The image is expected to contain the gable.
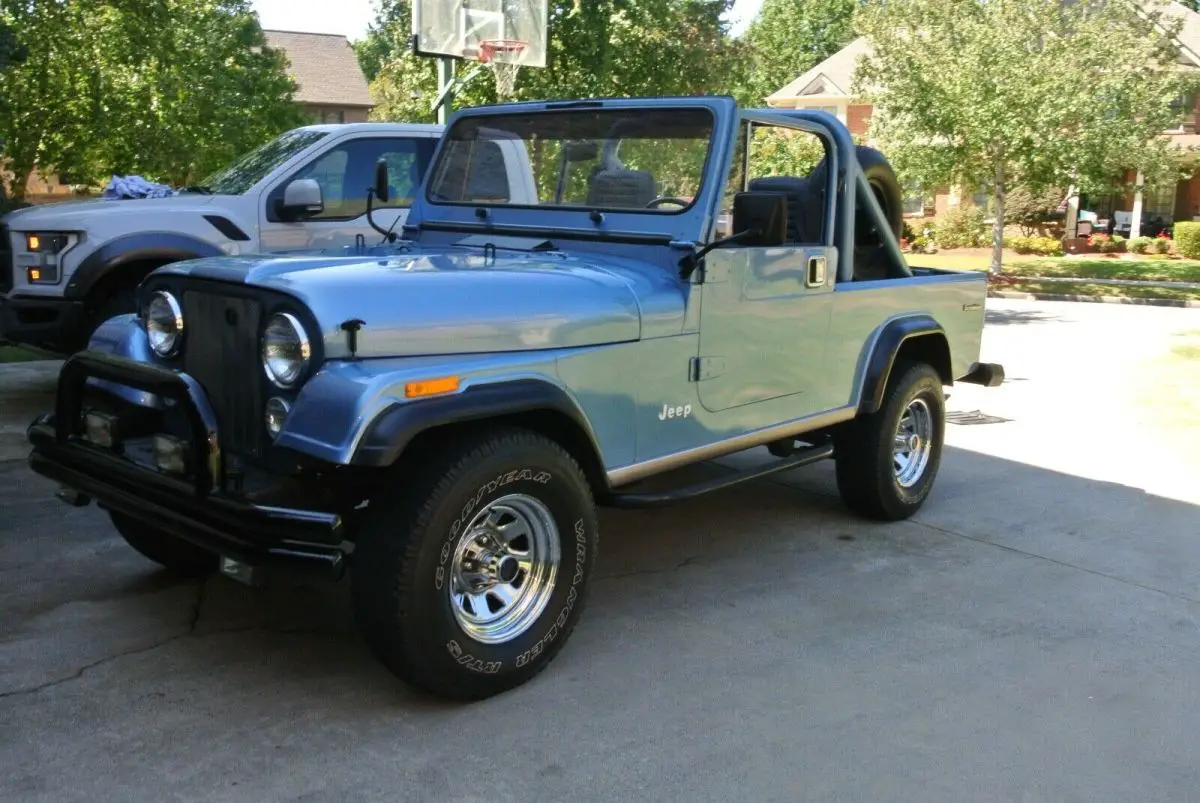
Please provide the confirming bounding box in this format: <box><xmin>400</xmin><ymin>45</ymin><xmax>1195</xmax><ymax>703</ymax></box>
<box><xmin>263</xmin><ymin>29</ymin><xmax>375</xmax><ymax>109</ymax></box>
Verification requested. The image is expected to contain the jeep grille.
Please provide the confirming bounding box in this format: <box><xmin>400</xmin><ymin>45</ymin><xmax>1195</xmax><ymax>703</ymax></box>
<box><xmin>181</xmin><ymin>290</ymin><xmax>266</xmax><ymax>459</ymax></box>
<box><xmin>0</xmin><ymin>224</ymin><xmax>12</xmax><ymax>295</ymax></box>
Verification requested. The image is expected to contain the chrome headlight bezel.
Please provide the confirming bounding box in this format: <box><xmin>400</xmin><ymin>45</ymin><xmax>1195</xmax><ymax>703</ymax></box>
<box><xmin>145</xmin><ymin>290</ymin><xmax>184</xmax><ymax>358</ymax></box>
<box><xmin>261</xmin><ymin>311</ymin><xmax>312</xmax><ymax>389</ymax></box>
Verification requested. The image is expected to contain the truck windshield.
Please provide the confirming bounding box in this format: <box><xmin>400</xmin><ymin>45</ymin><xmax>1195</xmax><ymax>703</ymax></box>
<box><xmin>198</xmin><ymin>129</ymin><xmax>329</xmax><ymax>195</ymax></box>
<box><xmin>426</xmin><ymin>107</ymin><xmax>715</xmax><ymax>214</ymax></box>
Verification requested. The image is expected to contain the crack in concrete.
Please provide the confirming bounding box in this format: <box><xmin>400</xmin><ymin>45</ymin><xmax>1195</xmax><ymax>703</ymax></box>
<box><xmin>0</xmin><ymin>577</ymin><xmax>210</xmax><ymax>701</ymax></box>
<box><xmin>598</xmin><ymin>555</ymin><xmax>700</xmax><ymax>581</ymax></box>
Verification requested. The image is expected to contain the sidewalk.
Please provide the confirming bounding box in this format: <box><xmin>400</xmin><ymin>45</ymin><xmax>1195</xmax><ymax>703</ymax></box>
<box><xmin>0</xmin><ymin>360</ymin><xmax>60</xmax><ymax>462</ymax></box>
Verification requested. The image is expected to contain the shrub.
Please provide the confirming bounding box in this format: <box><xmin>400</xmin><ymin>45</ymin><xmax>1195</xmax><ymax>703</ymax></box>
<box><xmin>936</xmin><ymin>205</ymin><xmax>988</xmax><ymax>248</ymax></box>
<box><xmin>1173</xmin><ymin>222</ymin><xmax>1200</xmax><ymax>258</ymax></box>
<box><xmin>1008</xmin><ymin>235</ymin><xmax>1062</xmax><ymax>256</ymax></box>
<box><xmin>1128</xmin><ymin>236</ymin><xmax>1154</xmax><ymax>254</ymax></box>
<box><xmin>1153</xmin><ymin>235</ymin><xmax>1173</xmax><ymax>255</ymax></box>
<box><xmin>1088</xmin><ymin>233</ymin><xmax>1123</xmax><ymax>253</ymax></box>
<box><xmin>1005</xmin><ymin>185</ymin><xmax>1066</xmax><ymax>236</ymax></box>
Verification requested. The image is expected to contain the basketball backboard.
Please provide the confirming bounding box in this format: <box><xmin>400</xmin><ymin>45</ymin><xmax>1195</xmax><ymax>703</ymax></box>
<box><xmin>412</xmin><ymin>0</ymin><xmax>548</xmax><ymax>68</ymax></box>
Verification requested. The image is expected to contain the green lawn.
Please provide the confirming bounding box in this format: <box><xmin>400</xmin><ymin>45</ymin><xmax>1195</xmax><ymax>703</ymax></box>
<box><xmin>0</xmin><ymin>345</ymin><xmax>45</xmax><ymax>363</ymax></box>
<box><xmin>994</xmin><ymin>280</ymin><xmax>1200</xmax><ymax>303</ymax></box>
<box><xmin>907</xmin><ymin>251</ymin><xmax>1200</xmax><ymax>282</ymax></box>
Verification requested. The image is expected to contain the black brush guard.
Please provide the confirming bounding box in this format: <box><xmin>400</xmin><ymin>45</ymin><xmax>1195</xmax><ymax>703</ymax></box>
<box><xmin>26</xmin><ymin>351</ymin><xmax>349</xmax><ymax>578</ymax></box>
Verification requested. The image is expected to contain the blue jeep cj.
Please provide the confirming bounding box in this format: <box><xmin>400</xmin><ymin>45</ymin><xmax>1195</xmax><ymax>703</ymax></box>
<box><xmin>27</xmin><ymin>95</ymin><xmax>1003</xmax><ymax>700</ymax></box>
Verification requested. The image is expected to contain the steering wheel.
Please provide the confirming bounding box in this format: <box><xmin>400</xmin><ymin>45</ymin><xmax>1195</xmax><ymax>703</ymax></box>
<box><xmin>645</xmin><ymin>196</ymin><xmax>690</xmax><ymax>209</ymax></box>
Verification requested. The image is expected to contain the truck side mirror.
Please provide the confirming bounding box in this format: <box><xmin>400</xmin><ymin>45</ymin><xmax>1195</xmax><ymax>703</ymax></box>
<box><xmin>280</xmin><ymin>179</ymin><xmax>324</xmax><ymax>220</ymax></box>
<box><xmin>733</xmin><ymin>191</ymin><xmax>788</xmax><ymax>247</ymax></box>
<box><xmin>374</xmin><ymin>159</ymin><xmax>390</xmax><ymax>204</ymax></box>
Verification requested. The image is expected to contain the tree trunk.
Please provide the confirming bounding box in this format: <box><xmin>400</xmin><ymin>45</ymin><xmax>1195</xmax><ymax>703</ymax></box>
<box><xmin>7</xmin><ymin>167</ymin><xmax>32</xmax><ymax>203</ymax></box>
<box><xmin>990</xmin><ymin>161</ymin><xmax>1006</xmax><ymax>275</ymax></box>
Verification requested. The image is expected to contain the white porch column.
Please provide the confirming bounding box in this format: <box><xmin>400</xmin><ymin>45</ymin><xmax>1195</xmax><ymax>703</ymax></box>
<box><xmin>1065</xmin><ymin>185</ymin><xmax>1080</xmax><ymax>240</ymax></box>
<box><xmin>1131</xmin><ymin>171</ymin><xmax>1144</xmax><ymax>241</ymax></box>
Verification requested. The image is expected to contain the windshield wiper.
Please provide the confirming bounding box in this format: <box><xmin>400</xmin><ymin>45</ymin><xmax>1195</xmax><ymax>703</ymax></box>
<box><xmin>179</xmin><ymin>185</ymin><xmax>214</xmax><ymax>195</ymax></box>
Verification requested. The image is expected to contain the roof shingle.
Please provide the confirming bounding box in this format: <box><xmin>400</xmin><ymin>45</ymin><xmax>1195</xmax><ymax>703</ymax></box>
<box><xmin>263</xmin><ymin>29</ymin><xmax>375</xmax><ymax>108</ymax></box>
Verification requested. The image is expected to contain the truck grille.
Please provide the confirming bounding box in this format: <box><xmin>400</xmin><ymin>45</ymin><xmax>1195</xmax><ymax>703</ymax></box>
<box><xmin>0</xmin><ymin>224</ymin><xmax>12</xmax><ymax>294</ymax></box>
<box><xmin>181</xmin><ymin>290</ymin><xmax>265</xmax><ymax>459</ymax></box>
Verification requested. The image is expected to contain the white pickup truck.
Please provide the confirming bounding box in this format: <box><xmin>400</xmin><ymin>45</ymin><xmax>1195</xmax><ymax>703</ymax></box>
<box><xmin>0</xmin><ymin>121</ymin><xmax>443</xmax><ymax>354</ymax></box>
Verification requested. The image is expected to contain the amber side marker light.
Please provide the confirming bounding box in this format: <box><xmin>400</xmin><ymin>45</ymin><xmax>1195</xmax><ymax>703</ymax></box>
<box><xmin>405</xmin><ymin>376</ymin><xmax>461</xmax><ymax>399</ymax></box>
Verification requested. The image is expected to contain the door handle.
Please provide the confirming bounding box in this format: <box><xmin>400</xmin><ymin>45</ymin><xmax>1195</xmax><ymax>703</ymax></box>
<box><xmin>806</xmin><ymin>256</ymin><xmax>827</xmax><ymax>287</ymax></box>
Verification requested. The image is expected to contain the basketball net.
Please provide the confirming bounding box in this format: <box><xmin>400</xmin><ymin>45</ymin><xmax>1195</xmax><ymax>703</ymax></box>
<box><xmin>479</xmin><ymin>39</ymin><xmax>526</xmax><ymax>99</ymax></box>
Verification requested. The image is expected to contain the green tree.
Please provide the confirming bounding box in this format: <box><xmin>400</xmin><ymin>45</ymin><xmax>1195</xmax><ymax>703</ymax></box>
<box><xmin>854</xmin><ymin>0</ymin><xmax>1200</xmax><ymax>273</ymax></box>
<box><xmin>737</xmin><ymin>0</ymin><xmax>859</xmax><ymax>105</ymax></box>
<box><xmin>0</xmin><ymin>0</ymin><xmax>305</xmax><ymax>199</ymax></box>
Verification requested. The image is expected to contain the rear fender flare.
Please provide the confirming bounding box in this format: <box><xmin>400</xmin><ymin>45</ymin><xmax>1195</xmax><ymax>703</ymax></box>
<box><xmin>858</xmin><ymin>316</ymin><xmax>949</xmax><ymax>415</ymax></box>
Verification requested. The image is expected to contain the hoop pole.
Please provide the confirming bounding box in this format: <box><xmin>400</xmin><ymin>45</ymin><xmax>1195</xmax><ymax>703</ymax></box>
<box><xmin>436</xmin><ymin>57</ymin><xmax>455</xmax><ymax>125</ymax></box>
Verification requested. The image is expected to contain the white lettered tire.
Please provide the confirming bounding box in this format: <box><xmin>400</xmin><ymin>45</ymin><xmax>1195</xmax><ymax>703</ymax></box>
<box><xmin>351</xmin><ymin>426</ymin><xmax>598</xmax><ymax>701</ymax></box>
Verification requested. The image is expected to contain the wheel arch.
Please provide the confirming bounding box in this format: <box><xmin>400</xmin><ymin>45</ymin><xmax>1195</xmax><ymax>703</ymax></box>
<box><xmin>350</xmin><ymin>379</ymin><xmax>611</xmax><ymax>496</ymax></box>
<box><xmin>66</xmin><ymin>232</ymin><xmax>223</xmax><ymax>301</ymax></box>
<box><xmin>859</xmin><ymin>316</ymin><xmax>952</xmax><ymax>415</ymax></box>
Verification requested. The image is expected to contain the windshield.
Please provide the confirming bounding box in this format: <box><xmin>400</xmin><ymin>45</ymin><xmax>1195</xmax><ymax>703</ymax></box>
<box><xmin>427</xmin><ymin>107</ymin><xmax>715</xmax><ymax>214</ymax></box>
<box><xmin>198</xmin><ymin>129</ymin><xmax>329</xmax><ymax>195</ymax></box>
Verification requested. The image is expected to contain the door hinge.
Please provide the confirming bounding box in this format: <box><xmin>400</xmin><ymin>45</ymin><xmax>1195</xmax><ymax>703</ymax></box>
<box><xmin>690</xmin><ymin>356</ymin><xmax>724</xmax><ymax>381</ymax></box>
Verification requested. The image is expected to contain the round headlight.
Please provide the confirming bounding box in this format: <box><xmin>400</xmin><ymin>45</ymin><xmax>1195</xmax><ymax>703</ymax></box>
<box><xmin>146</xmin><ymin>291</ymin><xmax>183</xmax><ymax>357</ymax></box>
<box><xmin>265</xmin><ymin>397</ymin><xmax>291</xmax><ymax>438</ymax></box>
<box><xmin>262</xmin><ymin>312</ymin><xmax>311</xmax><ymax>388</ymax></box>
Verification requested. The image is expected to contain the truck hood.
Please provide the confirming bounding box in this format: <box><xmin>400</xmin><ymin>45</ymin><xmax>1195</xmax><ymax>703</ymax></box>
<box><xmin>2</xmin><ymin>194</ymin><xmax>218</xmax><ymax>230</ymax></box>
<box><xmin>154</xmin><ymin>245</ymin><xmax>677</xmax><ymax>358</ymax></box>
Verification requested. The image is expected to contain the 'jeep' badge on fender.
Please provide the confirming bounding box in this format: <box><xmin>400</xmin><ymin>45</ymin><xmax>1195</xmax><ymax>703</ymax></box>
<box><xmin>658</xmin><ymin>404</ymin><xmax>692</xmax><ymax>420</ymax></box>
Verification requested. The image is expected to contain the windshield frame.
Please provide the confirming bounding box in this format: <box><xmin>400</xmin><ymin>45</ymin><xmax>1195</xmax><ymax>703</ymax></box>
<box><xmin>198</xmin><ymin>129</ymin><xmax>330</xmax><ymax>196</ymax></box>
<box><xmin>423</xmin><ymin>105</ymin><xmax>720</xmax><ymax>217</ymax></box>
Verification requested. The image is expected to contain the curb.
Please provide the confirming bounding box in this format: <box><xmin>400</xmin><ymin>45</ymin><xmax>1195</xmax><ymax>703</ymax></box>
<box><xmin>988</xmin><ymin>289</ymin><xmax>1200</xmax><ymax>308</ymax></box>
<box><xmin>1011</xmin><ymin>275</ymin><xmax>1200</xmax><ymax>290</ymax></box>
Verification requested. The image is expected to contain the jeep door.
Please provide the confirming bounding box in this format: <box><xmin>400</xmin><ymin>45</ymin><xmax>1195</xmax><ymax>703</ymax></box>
<box><xmin>696</xmin><ymin>121</ymin><xmax>834</xmax><ymax>414</ymax></box>
<box><xmin>258</xmin><ymin>134</ymin><xmax>439</xmax><ymax>253</ymax></box>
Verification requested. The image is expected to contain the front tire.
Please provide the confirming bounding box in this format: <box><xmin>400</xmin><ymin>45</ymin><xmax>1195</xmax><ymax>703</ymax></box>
<box><xmin>833</xmin><ymin>361</ymin><xmax>946</xmax><ymax>521</ymax></box>
<box><xmin>109</xmin><ymin>511</ymin><xmax>219</xmax><ymax>578</ymax></box>
<box><xmin>351</xmin><ymin>427</ymin><xmax>598</xmax><ymax>701</ymax></box>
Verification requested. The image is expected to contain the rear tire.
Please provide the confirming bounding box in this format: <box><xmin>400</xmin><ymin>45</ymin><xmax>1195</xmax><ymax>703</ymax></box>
<box><xmin>110</xmin><ymin>511</ymin><xmax>219</xmax><ymax>578</ymax></box>
<box><xmin>833</xmin><ymin>361</ymin><xmax>945</xmax><ymax>521</ymax></box>
<box><xmin>351</xmin><ymin>426</ymin><xmax>599</xmax><ymax>701</ymax></box>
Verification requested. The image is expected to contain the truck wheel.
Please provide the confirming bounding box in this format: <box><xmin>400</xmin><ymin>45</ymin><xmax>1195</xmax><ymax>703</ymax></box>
<box><xmin>833</xmin><ymin>361</ymin><xmax>945</xmax><ymax>521</ymax></box>
<box><xmin>109</xmin><ymin>511</ymin><xmax>219</xmax><ymax>578</ymax></box>
<box><xmin>351</xmin><ymin>427</ymin><xmax>598</xmax><ymax>701</ymax></box>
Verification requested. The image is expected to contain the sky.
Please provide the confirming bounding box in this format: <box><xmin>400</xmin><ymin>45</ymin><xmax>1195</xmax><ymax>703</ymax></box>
<box><xmin>250</xmin><ymin>0</ymin><xmax>767</xmax><ymax>42</ymax></box>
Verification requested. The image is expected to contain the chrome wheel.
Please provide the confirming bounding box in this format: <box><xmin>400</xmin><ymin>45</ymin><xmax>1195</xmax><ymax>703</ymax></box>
<box><xmin>449</xmin><ymin>494</ymin><xmax>561</xmax><ymax>645</ymax></box>
<box><xmin>893</xmin><ymin>397</ymin><xmax>934</xmax><ymax>488</ymax></box>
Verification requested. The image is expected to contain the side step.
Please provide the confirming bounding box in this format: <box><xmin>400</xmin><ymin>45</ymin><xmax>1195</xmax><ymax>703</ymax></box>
<box><xmin>605</xmin><ymin>443</ymin><xmax>834</xmax><ymax>509</ymax></box>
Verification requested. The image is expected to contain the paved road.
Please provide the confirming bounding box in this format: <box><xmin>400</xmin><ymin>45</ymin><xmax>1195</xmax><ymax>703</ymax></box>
<box><xmin>2</xmin><ymin>299</ymin><xmax>1199</xmax><ymax>802</ymax></box>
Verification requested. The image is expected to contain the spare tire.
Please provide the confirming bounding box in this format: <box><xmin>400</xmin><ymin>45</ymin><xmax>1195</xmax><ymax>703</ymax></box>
<box><xmin>808</xmin><ymin>145</ymin><xmax>904</xmax><ymax>244</ymax></box>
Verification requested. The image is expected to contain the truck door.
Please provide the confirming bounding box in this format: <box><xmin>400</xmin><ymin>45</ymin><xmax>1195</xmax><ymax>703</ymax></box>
<box><xmin>696</xmin><ymin>121</ymin><xmax>834</xmax><ymax>414</ymax></box>
<box><xmin>259</xmin><ymin>135</ymin><xmax>438</xmax><ymax>253</ymax></box>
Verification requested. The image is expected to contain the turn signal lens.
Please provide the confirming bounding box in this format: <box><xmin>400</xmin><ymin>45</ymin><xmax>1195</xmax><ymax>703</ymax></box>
<box><xmin>404</xmin><ymin>376</ymin><xmax>460</xmax><ymax>398</ymax></box>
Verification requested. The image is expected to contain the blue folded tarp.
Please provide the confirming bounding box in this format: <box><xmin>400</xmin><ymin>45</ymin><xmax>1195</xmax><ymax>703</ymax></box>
<box><xmin>102</xmin><ymin>175</ymin><xmax>175</xmax><ymax>199</ymax></box>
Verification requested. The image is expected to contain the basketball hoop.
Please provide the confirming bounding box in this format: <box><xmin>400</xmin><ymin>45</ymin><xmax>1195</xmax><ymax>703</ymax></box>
<box><xmin>479</xmin><ymin>39</ymin><xmax>526</xmax><ymax>98</ymax></box>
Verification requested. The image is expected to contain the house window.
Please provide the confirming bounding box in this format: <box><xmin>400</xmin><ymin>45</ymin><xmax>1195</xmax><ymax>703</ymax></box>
<box><xmin>902</xmin><ymin>180</ymin><xmax>926</xmax><ymax>216</ymax></box>
<box><xmin>319</xmin><ymin>109</ymin><xmax>346</xmax><ymax>124</ymax></box>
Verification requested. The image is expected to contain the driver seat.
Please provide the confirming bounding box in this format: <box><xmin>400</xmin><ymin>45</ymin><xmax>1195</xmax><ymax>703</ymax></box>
<box><xmin>746</xmin><ymin>176</ymin><xmax>824</xmax><ymax>244</ymax></box>
<box><xmin>587</xmin><ymin>168</ymin><xmax>658</xmax><ymax>209</ymax></box>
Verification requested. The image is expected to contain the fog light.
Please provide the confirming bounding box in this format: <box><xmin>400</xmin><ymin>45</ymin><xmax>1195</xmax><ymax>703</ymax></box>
<box><xmin>265</xmin><ymin>397</ymin><xmax>291</xmax><ymax>438</ymax></box>
<box><xmin>153</xmin><ymin>434</ymin><xmax>189</xmax><ymax>474</ymax></box>
<box><xmin>84</xmin><ymin>412</ymin><xmax>118</xmax><ymax>448</ymax></box>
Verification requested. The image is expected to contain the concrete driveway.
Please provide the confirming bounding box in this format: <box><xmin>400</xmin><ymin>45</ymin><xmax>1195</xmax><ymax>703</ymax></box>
<box><xmin>2</xmin><ymin>298</ymin><xmax>1199</xmax><ymax>802</ymax></box>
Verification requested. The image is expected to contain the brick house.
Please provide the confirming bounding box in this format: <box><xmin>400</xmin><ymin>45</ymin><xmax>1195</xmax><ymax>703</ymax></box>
<box><xmin>766</xmin><ymin>2</ymin><xmax>1200</xmax><ymax>237</ymax></box>
<box><xmin>263</xmin><ymin>30</ymin><xmax>376</xmax><ymax>124</ymax></box>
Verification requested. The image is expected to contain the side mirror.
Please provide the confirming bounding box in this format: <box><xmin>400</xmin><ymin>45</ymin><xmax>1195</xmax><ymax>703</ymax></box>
<box><xmin>732</xmin><ymin>191</ymin><xmax>788</xmax><ymax>247</ymax></box>
<box><xmin>374</xmin><ymin>159</ymin><xmax>390</xmax><ymax>204</ymax></box>
<box><xmin>281</xmin><ymin>179</ymin><xmax>323</xmax><ymax>219</ymax></box>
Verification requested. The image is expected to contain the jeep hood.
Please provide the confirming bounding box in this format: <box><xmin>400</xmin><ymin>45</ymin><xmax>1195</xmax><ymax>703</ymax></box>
<box><xmin>3</xmin><ymin>194</ymin><xmax>218</xmax><ymax>230</ymax></box>
<box><xmin>156</xmin><ymin>247</ymin><xmax>674</xmax><ymax>358</ymax></box>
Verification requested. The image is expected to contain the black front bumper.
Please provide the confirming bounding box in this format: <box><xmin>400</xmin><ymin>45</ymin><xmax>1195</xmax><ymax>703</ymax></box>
<box><xmin>0</xmin><ymin>294</ymin><xmax>83</xmax><ymax>350</ymax></box>
<box><xmin>27</xmin><ymin>351</ymin><xmax>350</xmax><ymax>578</ymax></box>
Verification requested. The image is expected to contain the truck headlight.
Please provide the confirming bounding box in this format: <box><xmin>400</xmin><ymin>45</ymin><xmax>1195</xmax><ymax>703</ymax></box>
<box><xmin>262</xmin><ymin>312</ymin><xmax>311</xmax><ymax>388</ymax></box>
<box><xmin>146</xmin><ymin>291</ymin><xmax>184</xmax><ymax>357</ymax></box>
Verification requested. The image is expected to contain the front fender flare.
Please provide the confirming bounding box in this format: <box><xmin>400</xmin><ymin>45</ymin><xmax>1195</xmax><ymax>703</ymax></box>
<box><xmin>350</xmin><ymin>379</ymin><xmax>604</xmax><ymax>470</ymax></box>
<box><xmin>859</xmin><ymin>315</ymin><xmax>948</xmax><ymax>415</ymax></box>
<box><xmin>66</xmin><ymin>232</ymin><xmax>224</xmax><ymax>300</ymax></box>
